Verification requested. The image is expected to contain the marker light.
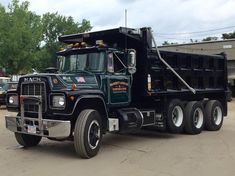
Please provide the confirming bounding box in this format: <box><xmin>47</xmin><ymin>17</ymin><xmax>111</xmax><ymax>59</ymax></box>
<box><xmin>71</xmin><ymin>83</ymin><xmax>77</xmax><ymax>91</ymax></box>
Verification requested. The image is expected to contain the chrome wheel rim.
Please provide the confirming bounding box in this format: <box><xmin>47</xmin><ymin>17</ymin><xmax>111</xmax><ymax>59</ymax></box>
<box><xmin>88</xmin><ymin>120</ymin><xmax>100</xmax><ymax>150</ymax></box>
<box><xmin>172</xmin><ymin>106</ymin><xmax>183</xmax><ymax>127</ymax></box>
<box><xmin>193</xmin><ymin>108</ymin><xmax>203</xmax><ymax>129</ymax></box>
<box><xmin>213</xmin><ymin>106</ymin><xmax>222</xmax><ymax>125</ymax></box>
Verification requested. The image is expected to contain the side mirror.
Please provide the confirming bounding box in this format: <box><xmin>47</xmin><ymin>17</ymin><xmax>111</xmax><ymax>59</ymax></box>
<box><xmin>127</xmin><ymin>49</ymin><xmax>136</xmax><ymax>74</ymax></box>
<box><xmin>57</xmin><ymin>56</ymin><xmax>64</xmax><ymax>72</ymax></box>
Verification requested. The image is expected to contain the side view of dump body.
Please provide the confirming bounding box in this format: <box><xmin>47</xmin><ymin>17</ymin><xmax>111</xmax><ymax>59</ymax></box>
<box><xmin>5</xmin><ymin>27</ymin><xmax>228</xmax><ymax>158</ymax></box>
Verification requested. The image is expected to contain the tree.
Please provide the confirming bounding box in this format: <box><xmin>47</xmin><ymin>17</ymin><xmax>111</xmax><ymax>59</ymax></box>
<box><xmin>202</xmin><ymin>36</ymin><xmax>218</xmax><ymax>41</ymax></box>
<box><xmin>222</xmin><ymin>31</ymin><xmax>235</xmax><ymax>39</ymax></box>
<box><xmin>162</xmin><ymin>41</ymin><xmax>170</xmax><ymax>46</ymax></box>
<box><xmin>0</xmin><ymin>0</ymin><xmax>92</xmax><ymax>74</ymax></box>
<box><xmin>0</xmin><ymin>4</ymin><xmax>7</xmax><ymax>71</ymax></box>
<box><xmin>34</xmin><ymin>13</ymin><xmax>92</xmax><ymax>71</ymax></box>
<box><xmin>0</xmin><ymin>0</ymin><xmax>42</xmax><ymax>74</ymax></box>
<box><xmin>162</xmin><ymin>41</ymin><xmax>178</xmax><ymax>46</ymax></box>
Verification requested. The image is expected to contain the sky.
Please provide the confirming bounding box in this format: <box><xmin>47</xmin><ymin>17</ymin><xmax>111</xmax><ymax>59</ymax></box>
<box><xmin>1</xmin><ymin>0</ymin><xmax>235</xmax><ymax>45</ymax></box>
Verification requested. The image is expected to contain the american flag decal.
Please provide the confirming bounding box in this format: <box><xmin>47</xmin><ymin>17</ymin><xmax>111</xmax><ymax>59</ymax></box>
<box><xmin>76</xmin><ymin>77</ymin><xmax>86</xmax><ymax>83</ymax></box>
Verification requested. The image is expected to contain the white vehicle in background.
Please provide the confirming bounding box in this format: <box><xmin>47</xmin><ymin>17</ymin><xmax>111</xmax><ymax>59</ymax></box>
<box><xmin>0</xmin><ymin>77</ymin><xmax>11</xmax><ymax>88</ymax></box>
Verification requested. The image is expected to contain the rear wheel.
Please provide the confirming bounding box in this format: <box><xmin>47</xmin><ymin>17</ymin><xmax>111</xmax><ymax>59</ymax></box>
<box><xmin>185</xmin><ymin>101</ymin><xmax>204</xmax><ymax>134</ymax></box>
<box><xmin>166</xmin><ymin>99</ymin><xmax>185</xmax><ymax>133</ymax></box>
<box><xmin>74</xmin><ymin>109</ymin><xmax>102</xmax><ymax>158</ymax></box>
<box><xmin>205</xmin><ymin>100</ymin><xmax>223</xmax><ymax>131</ymax></box>
<box><xmin>14</xmin><ymin>133</ymin><xmax>42</xmax><ymax>147</ymax></box>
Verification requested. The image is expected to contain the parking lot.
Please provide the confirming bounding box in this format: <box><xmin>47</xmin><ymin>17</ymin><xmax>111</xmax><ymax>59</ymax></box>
<box><xmin>1</xmin><ymin>102</ymin><xmax>235</xmax><ymax>176</ymax></box>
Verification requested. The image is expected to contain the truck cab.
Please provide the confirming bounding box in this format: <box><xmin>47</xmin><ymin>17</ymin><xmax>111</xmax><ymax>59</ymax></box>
<box><xmin>57</xmin><ymin>45</ymin><xmax>135</xmax><ymax>106</ymax></box>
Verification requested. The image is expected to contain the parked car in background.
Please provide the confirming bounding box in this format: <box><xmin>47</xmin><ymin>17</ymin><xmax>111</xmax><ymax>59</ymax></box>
<box><xmin>0</xmin><ymin>77</ymin><xmax>10</xmax><ymax>88</ymax></box>
<box><xmin>0</xmin><ymin>82</ymin><xmax>18</xmax><ymax>106</ymax></box>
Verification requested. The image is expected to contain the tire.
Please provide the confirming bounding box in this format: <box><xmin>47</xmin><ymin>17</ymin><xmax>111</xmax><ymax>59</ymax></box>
<box><xmin>166</xmin><ymin>99</ymin><xmax>185</xmax><ymax>133</ymax></box>
<box><xmin>205</xmin><ymin>100</ymin><xmax>223</xmax><ymax>131</ymax></box>
<box><xmin>14</xmin><ymin>133</ymin><xmax>42</xmax><ymax>147</ymax></box>
<box><xmin>74</xmin><ymin>109</ymin><xmax>102</xmax><ymax>158</ymax></box>
<box><xmin>185</xmin><ymin>101</ymin><xmax>204</xmax><ymax>135</ymax></box>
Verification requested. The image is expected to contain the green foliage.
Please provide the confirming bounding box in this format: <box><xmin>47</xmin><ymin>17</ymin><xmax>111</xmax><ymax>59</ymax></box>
<box><xmin>222</xmin><ymin>31</ymin><xmax>235</xmax><ymax>40</ymax></box>
<box><xmin>0</xmin><ymin>0</ymin><xmax>92</xmax><ymax>74</ymax></box>
<box><xmin>202</xmin><ymin>36</ymin><xmax>218</xmax><ymax>41</ymax></box>
<box><xmin>0</xmin><ymin>0</ymin><xmax>42</xmax><ymax>74</ymax></box>
<box><xmin>162</xmin><ymin>41</ymin><xmax>178</xmax><ymax>46</ymax></box>
<box><xmin>35</xmin><ymin>13</ymin><xmax>92</xmax><ymax>71</ymax></box>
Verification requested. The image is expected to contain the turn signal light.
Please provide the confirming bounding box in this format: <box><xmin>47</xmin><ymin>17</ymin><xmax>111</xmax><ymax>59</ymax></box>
<box><xmin>20</xmin><ymin>95</ymin><xmax>24</xmax><ymax>104</ymax></box>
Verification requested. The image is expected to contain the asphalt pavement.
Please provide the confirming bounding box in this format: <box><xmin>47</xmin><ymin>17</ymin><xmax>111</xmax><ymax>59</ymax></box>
<box><xmin>1</xmin><ymin>102</ymin><xmax>235</xmax><ymax>176</ymax></box>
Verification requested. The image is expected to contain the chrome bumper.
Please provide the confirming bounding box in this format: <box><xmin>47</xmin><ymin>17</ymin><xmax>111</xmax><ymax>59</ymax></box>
<box><xmin>5</xmin><ymin>115</ymin><xmax>71</xmax><ymax>138</ymax></box>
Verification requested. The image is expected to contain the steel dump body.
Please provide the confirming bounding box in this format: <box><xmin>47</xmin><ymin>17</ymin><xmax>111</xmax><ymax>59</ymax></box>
<box><xmin>143</xmin><ymin>50</ymin><xmax>227</xmax><ymax>95</ymax></box>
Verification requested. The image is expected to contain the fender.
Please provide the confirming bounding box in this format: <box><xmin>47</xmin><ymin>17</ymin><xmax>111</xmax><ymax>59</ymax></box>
<box><xmin>53</xmin><ymin>94</ymin><xmax>108</xmax><ymax>118</ymax></box>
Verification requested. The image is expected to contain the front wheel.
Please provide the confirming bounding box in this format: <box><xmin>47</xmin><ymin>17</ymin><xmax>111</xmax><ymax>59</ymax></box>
<box><xmin>14</xmin><ymin>133</ymin><xmax>42</xmax><ymax>147</ymax></box>
<box><xmin>74</xmin><ymin>109</ymin><xmax>102</xmax><ymax>158</ymax></box>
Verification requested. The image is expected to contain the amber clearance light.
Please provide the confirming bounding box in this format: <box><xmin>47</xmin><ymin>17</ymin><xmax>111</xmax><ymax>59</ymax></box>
<box><xmin>73</xmin><ymin>43</ymin><xmax>80</xmax><ymax>48</ymax></box>
<box><xmin>71</xmin><ymin>83</ymin><xmax>77</xmax><ymax>91</ymax></box>
<box><xmin>59</xmin><ymin>48</ymin><xmax>65</xmax><ymax>52</ymax></box>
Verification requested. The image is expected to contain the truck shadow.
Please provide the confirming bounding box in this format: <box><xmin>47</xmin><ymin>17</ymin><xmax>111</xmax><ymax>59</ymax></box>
<box><xmin>12</xmin><ymin>130</ymin><xmax>181</xmax><ymax>158</ymax></box>
<box><xmin>101</xmin><ymin>129</ymin><xmax>181</xmax><ymax>150</ymax></box>
<box><xmin>22</xmin><ymin>141</ymin><xmax>78</xmax><ymax>159</ymax></box>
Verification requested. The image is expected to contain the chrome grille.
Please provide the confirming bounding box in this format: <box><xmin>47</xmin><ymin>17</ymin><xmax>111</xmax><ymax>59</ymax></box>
<box><xmin>21</xmin><ymin>83</ymin><xmax>46</xmax><ymax>113</ymax></box>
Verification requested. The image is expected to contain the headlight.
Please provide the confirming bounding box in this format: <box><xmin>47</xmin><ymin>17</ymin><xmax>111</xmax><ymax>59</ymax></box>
<box><xmin>8</xmin><ymin>95</ymin><xmax>18</xmax><ymax>106</ymax></box>
<box><xmin>52</xmin><ymin>95</ymin><xmax>65</xmax><ymax>108</ymax></box>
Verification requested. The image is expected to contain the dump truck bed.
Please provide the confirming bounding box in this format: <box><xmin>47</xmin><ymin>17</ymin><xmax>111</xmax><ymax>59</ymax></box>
<box><xmin>147</xmin><ymin>50</ymin><xmax>227</xmax><ymax>94</ymax></box>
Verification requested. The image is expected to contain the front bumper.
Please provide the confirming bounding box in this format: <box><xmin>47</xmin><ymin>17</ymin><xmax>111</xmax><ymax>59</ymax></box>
<box><xmin>5</xmin><ymin>115</ymin><xmax>71</xmax><ymax>138</ymax></box>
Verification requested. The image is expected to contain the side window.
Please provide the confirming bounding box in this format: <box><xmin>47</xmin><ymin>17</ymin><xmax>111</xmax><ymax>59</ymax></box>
<box><xmin>107</xmin><ymin>51</ymin><xmax>126</xmax><ymax>74</ymax></box>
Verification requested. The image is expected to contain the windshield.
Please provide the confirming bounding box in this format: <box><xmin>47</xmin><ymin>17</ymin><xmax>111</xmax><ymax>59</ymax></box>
<box><xmin>59</xmin><ymin>52</ymin><xmax>105</xmax><ymax>73</ymax></box>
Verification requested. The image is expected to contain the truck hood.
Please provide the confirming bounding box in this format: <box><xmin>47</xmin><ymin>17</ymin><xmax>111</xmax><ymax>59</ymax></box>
<box><xmin>57</xmin><ymin>74</ymin><xmax>98</xmax><ymax>88</ymax></box>
<box><xmin>19</xmin><ymin>73</ymin><xmax>99</xmax><ymax>90</ymax></box>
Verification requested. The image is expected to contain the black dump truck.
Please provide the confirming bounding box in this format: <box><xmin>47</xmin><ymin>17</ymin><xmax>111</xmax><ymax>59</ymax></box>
<box><xmin>5</xmin><ymin>27</ymin><xmax>228</xmax><ymax>158</ymax></box>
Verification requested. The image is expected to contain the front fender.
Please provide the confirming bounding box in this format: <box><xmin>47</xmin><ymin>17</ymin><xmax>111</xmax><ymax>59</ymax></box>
<box><xmin>53</xmin><ymin>94</ymin><xmax>108</xmax><ymax>118</ymax></box>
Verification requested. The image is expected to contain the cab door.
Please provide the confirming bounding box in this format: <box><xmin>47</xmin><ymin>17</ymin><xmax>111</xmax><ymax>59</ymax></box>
<box><xmin>106</xmin><ymin>51</ymin><xmax>131</xmax><ymax>105</ymax></box>
<box><xmin>107</xmin><ymin>75</ymin><xmax>130</xmax><ymax>105</ymax></box>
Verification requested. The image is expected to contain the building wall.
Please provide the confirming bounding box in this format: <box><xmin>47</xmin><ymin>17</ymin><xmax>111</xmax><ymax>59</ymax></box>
<box><xmin>159</xmin><ymin>39</ymin><xmax>235</xmax><ymax>60</ymax></box>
